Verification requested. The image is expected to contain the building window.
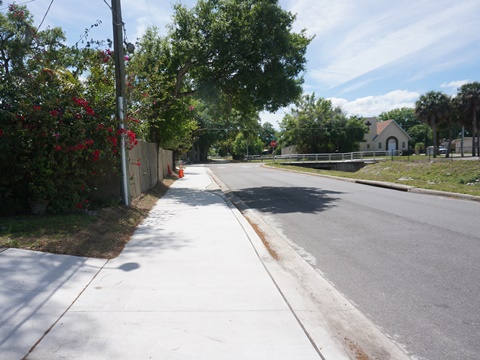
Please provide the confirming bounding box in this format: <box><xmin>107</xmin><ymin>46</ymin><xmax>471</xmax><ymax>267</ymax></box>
<box><xmin>378</xmin><ymin>143</ymin><xmax>382</xmax><ymax>149</ymax></box>
<box><xmin>402</xmin><ymin>142</ymin><xmax>406</xmax><ymax>148</ymax></box>
<box><xmin>367</xmin><ymin>144</ymin><xmax>370</xmax><ymax>149</ymax></box>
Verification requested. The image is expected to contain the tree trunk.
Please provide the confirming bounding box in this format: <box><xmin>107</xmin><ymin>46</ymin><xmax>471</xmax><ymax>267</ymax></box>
<box><xmin>473</xmin><ymin>106</ymin><xmax>478</xmax><ymax>157</ymax></box>
<box><xmin>446</xmin><ymin>127</ymin><xmax>453</xmax><ymax>158</ymax></box>
<box><xmin>461</xmin><ymin>125</ymin><xmax>465</xmax><ymax>157</ymax></box>
<box><xmin>432</xmin><ymin>119</ymin><xmax>437</xmax><ymax>159</ymax></box>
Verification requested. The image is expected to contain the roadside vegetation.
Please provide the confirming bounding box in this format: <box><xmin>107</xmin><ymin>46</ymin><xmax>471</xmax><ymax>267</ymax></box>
<box><xmin>0</xmin><ymin>179</ymin><xmax>174</xmax><ymax>259</ymax></box>
<box><xmin>269</xmin><ymin>157</ymin><xmax>480</xmax><ymax>197</ymax></box>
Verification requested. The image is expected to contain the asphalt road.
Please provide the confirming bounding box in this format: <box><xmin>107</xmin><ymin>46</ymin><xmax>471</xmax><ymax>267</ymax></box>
<box><xmin>207</xmin><ymin>162</ymin><xmax>480</xmax><ymax>360</ymax></box>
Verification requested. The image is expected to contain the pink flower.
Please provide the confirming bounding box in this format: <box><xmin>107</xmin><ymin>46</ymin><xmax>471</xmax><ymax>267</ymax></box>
<box><xmin>85</xmin><ymin>107</ymin><xmax>95</xmax><ymax>116</ymax></box>
<box><xmin>92</xmin><ymin>149</ymin><xmax>100</xmax><ymax>162</ymax></box>
<box><xmin>49</xmin><ymin>110</ymin><xmax>59</xmax><ymax>117</ymax></box>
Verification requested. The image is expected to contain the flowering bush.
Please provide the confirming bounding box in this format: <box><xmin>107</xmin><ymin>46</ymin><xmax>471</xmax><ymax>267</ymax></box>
<box><xmin>0</xmin><ymin>4</ymin><xmax>145</xmax><ymax>214</ymax></box>
<box><xmin>1</xmin><ymin>85</ymin><xmax>137</xmax><ymax>212</ymax></box>
<box><xmin>0</xmin><ymin>4</ymin><xmax>149</xmax><ymax>214</ymax></box>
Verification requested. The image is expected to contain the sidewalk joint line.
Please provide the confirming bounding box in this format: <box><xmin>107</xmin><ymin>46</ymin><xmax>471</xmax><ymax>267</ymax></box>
<box><xmin>22</xmin><ymin>259</ymin><xmax>110</xmax><ymax>359</ymax></box>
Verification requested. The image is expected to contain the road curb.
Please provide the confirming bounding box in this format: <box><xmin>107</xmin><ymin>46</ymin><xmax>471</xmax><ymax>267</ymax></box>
<box><xmin>206</xmin><ymin>166</ymin><xmax>411</xmax><ymax>360</ymax></box>
<box><xmin>263</xmin><ymin>164</ymin><xmax>480</xmax><ymax>203</ymax></box>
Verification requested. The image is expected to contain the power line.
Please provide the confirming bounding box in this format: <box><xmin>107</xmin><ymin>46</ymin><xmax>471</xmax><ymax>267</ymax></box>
<box><xmin>145</xmin><ymin>0</ymin><xmax>154</xmax><ymax>26</ymax></box>
<box><xmin>103</xmin><ymin>0</ymin><xmax>130</xmax><ymax>47</ymax></box>
<box><xmin>37</xmin><ymin>0</ymin><xmax>55</xmax><ymax>31</ymax></box>
<box><xmin>102</xmin><ymin>0</ymin><xmax>112</xmax><ymax>10</ymax></box>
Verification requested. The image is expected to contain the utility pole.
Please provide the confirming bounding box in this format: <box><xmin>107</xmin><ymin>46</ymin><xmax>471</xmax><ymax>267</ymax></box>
<box><xmin>111</xmin><ymin>0</ymin><xmax>130</xmax><ymax>206</ymax></box>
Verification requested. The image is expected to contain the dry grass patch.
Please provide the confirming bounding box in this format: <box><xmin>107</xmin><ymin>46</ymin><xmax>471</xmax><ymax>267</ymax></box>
<box><xmin>0</xmin><ymin>178</ymin><xmax>175</xmax><ymax>259</ymax></box>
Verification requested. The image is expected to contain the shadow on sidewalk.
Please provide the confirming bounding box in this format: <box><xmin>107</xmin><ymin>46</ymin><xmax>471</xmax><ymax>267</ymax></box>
<box><xmin>0</xmin><ymin>250</ymin><xmax>105</xmax><ymax>359</ymax></box>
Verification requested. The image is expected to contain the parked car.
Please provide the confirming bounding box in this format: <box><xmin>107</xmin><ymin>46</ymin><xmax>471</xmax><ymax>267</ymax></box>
<box><xmin>426</xmin><ymin>146</ymin><xmax>448</xmax><ymax>155</ymax></box>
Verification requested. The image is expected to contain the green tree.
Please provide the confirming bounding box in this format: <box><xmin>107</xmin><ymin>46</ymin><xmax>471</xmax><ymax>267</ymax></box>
<box><xmin>232</xmin><ymin>132</ymin><xmax>263</xmax><ymax>159</ymax></box>
<box><xmin>169</xmin><ymin>0</ymin><xmax>312</xmax><ymax>113</ymax></box>
<box><xmin>129</xmin><ymin>0</ymin><xmax>311</xmax><ymax>156</ymax></box>
<box><xmin>279</xmin><ymin>94</ymin><xmax>367</xmax><ymax>153</ymax></box>
<box><xmin>408</xmin><ymin>124</ymin><xmax>433</xmax><ymax>152</ymax></box>
<box><xmin>127</xmin><ymin>27</ymin><xmax>198</xmax><ymax>152</ymax></box>
<box><xmin>415</xmin><ymin>91</ymin><xmax>451</xmax><ymax>158</ymax></box>
<box><xmin>259</xmin><ymin>122</ymin><xmax>277</xmax><ymax>148</ymax></box>
<box><xmin>456</xmin><ymin>82</ymin><xmax>480</xmax><ymax>156</ymax></box>
<box><xmin>186</xmin><ymin>101</ymin><xmax>261</xmax><ymax>161</ymax></box>
<box><xmin>378</xmin><ymin>107</ymin><xmax>419</xmax><ymax>131</ymax></box>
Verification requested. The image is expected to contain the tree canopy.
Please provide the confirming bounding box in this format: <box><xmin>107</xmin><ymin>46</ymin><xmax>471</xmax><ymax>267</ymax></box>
<box><xmin>169</xmin><ymin>0</ymin><xmax>312</xmax><ymax>112</ymax></box>
<box><xmin>129</xmin><ymin>0</ymin><xmax>312</xmax><ymax>156</ymax></box>
<box><xmin>415</xmin><ymin>91</ymin><xmax>452</xmax><ymax>158</ymax></box>
<box><xmin>279</xmin><ymin>94</ymin><xmax>367</xmax><ymax>153</ymax></box>
<box><xmin>456</xmin><ymin>82</ymin><xmax>480</xmax><ymax>156</ymax></box>
<box><xmin>378</xmin><ymin>107</ymin><xmax>420</xmax><ymax>131</ymax></box>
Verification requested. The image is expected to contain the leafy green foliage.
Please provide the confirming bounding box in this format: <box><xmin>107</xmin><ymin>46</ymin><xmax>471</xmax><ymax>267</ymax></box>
<box><xmin>408</xmin><ymin>124</ymin><xmax>433</xmax><ymax>148</ymax></box>
<box><xmin>279</xmin><ymin>94</ymin><xmax>367</xmax><ymax>153</ymax></box>
<box><xmin>415</xmin><ymin>91</ymin><xmax>452</xmax><ymax>157</ymax></box>
<box><xmin>456</xmin><ymin>82</ymin><xmax>480</xmax><ymax>156</ymax></box>
<box><xmin>232</xmin><ymin>132</ymin><xmax>264</xmax><ymax>159</ymax></box>
<box><xmin>259</xmin><ymin>122</ymin><xmax>277</xmax><ymax>147</ymax></box>
<box><xmin>170</xmin><ymin>0</ymin><xmax>312</xmax><ymax>113</ymax></box>
<box><xmin>378</xmin><ymin>107</ymin><xmax>419</xmax><ymax>130</ymax></box>
<box><xmin>0</xmin><ymin>5</ymin><xmax>136</xmax><ymax>214</ymax></box>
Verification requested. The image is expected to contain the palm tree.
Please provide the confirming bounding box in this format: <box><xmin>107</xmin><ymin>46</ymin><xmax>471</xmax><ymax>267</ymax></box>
<box><xmin>415</xmin><ymin>91</ymin><xmax>451</xmax><ymax>158</ymax></box>
<box><xmin>457</xmin><ymin>82</ymin><xmax>480</xmax><ymax>156</ymax></box>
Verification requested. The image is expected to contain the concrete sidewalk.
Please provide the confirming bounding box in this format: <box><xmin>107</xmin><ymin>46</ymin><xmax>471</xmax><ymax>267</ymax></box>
<box><xmin>1</xmin><ymin>166</ymin><xmax>322</xmax><ymax>359</ymax></box>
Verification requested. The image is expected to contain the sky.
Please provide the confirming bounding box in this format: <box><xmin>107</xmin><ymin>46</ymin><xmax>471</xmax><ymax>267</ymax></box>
<box><xmin>9</xmin><ymin>0</ymin><xmax>480</xmax><ymax>128</ymax></box>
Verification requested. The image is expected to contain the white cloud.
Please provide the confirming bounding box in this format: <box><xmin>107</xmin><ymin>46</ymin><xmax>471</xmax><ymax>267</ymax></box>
<box><xmin>308</xmin><ymin>0</ymin><xmax>480</xmax><ymax>89</ymax></box>
<box><xmin>286</xmin><ymin>0</ymin><xmax>352</xmax><ymax>37</ymax></box>
<box><xmin>440</xmin><ymin>80</ymin><xmax>470</xmax><ymax>93</ymax></box>
<box><xmin>260</xmin><ymin>89</ymin><xmax>420</xmax><ymax>128</ymax></box>
<box><xmin>260</xmin><ymin>109</ymin><xmax>289</xmax><ymax>130</ymax></box>
<box><xmin>329</xmin><ymin>90</ymin><xmax>419</xmax><ymax>117</ymax></box>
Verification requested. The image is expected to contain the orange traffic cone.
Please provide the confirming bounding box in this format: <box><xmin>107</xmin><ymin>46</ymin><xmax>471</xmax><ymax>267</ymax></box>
<box><xmin>178</xmin><ymin>163</ymin><xmax>184</xmax><ymax>178</ymax></box>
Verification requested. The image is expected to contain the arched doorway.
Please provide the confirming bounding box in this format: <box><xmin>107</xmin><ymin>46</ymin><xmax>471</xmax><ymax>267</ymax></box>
<box><xmin>386</xmin><ymin>137</ymin><xmax>398</xmax><ymax>155</ymax></box>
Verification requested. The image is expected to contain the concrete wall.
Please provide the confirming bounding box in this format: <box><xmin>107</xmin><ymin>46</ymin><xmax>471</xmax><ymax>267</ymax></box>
<box><xmin>359</xmin><ymin>117</ymin><xmax>378</xmax><ymax>151</ymax></box>
<box><xmin>453</xmin><ymin>137</ymin><xmax>473</xmax><ymax>153</ymax></box>
<box><xmin>281</xmin><ymin>145</ymin><xmax>297</xmax><ymax>155</ymax></box>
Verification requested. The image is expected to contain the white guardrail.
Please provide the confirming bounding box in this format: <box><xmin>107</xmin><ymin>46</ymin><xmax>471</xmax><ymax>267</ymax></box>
<box><xmin>245</xmin><ymin>150</ymin><xmax>403</xmax><ymax>162</ymax></box>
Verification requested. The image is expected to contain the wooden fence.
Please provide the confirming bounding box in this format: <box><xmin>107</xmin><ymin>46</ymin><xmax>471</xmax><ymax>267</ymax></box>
<box><xmin>93</xmin><ymin>141</ymin><xmax>173</xmax><ymax>201</ymax></box>
<box><xmin>128</xmin><ymin>141</ymin><xmax>174</xmax><ymax>199</ymax></box>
